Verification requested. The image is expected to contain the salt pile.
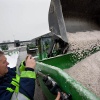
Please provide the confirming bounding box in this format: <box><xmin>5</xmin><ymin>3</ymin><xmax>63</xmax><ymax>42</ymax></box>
<box><xmin>64</xmin><ymin>51</ymin><xmax>100</xmax><ymax>97</ymax></box>
<box><xmin>67</xmin><ymin>31</ymin><xmax>100</xmax><ymax>53</ymax></box>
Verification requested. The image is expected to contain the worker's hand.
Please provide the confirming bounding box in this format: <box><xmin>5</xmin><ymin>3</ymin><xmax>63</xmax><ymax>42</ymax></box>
<box><xmin>55</xmin><ymin>92</ymin><xmax>61</xmax><ymax>100</ymax></box>
<box><xmin>25</xmin><ymin>55</ymin><xmax>36</xmax><ymax>69</ymax></box>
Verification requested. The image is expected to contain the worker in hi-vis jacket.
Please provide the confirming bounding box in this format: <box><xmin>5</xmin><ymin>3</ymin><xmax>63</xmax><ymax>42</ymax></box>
<box><xmin>0</xmin><ymin>50</ymin><xmax>60</xmax><ymax>100</ymax></box>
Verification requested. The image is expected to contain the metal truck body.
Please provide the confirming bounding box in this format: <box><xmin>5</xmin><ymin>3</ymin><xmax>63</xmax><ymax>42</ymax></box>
<box><xmin>35</xmin><ymin>0</ymin><xmax>100</xmax><ymax>99</ymax></box>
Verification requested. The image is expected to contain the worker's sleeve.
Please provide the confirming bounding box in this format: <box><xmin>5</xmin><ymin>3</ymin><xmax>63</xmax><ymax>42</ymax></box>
<box><xmin>18</xmin><ymin>61</ymin><xmax>26</xmax><ymax>73</ymax></box>
<box><xmin>19</xmin><ymin>68</ymin><xmax>36</xmax><ymax>100</ymax></box>
<box><xmin>0</xmin><ymin>86</ymin><xmax>13</xmax><ymax>100</ymax></box>
<box><xmin>0</xmin><ymin>90</ymin><xmax>13</xmax><ymax>100</ymax></box>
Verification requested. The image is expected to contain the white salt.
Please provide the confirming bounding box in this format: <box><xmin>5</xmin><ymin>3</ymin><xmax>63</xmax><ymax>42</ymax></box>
<box><xmin>64</xmin><ymin>51</ymin><xmax>100</xmax><ymax>97</ymax></box>
<box><xmin>67</xmin><ymin>31</ymin><xmax>100</xmax><ymax>53</ymax></box>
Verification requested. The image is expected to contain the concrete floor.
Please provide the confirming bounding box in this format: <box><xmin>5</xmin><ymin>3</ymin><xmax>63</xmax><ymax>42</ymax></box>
<box><xmin>34</xmin><ymin>81</ymin><xmax>47</xmax><ymax>100</ymax></box>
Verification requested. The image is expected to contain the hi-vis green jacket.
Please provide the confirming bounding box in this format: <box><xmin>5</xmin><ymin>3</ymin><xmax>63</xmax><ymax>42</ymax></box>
<box><xmin>0</xmin><ymin>61</ymin><xmax>36</xmax><ymax>100</ymax></box>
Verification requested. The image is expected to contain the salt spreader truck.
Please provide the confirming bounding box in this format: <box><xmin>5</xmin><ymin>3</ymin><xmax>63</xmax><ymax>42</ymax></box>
<box><xmin>35</xmin><ymin>0</ymin><xmax>100</xmax><ymax>100</ymax></box>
